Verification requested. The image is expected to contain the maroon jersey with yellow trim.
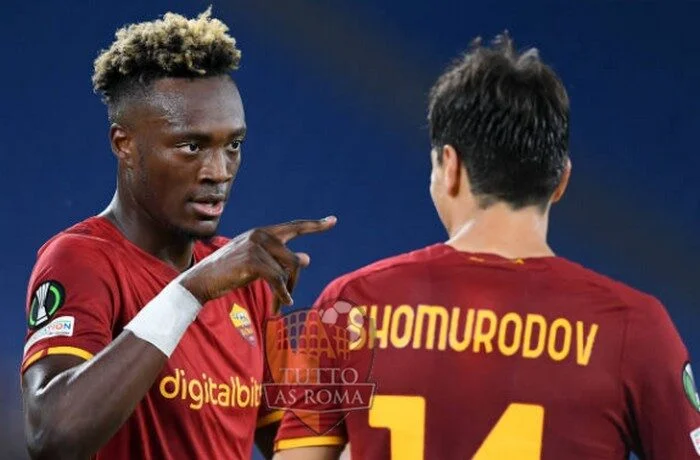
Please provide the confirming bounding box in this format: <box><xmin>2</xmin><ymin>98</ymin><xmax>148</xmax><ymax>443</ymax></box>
<box><xmin>274</xmin><ymin>244</ymin><xmax>700</xmax><ymax>459</ymax></box>
<box><xmin>22</xmin><ymin>216</ymin><xmax>277</xmax><ymax>460</ymax></box>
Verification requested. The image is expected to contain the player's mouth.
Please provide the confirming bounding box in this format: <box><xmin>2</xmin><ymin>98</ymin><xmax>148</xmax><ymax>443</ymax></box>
<box><xmin>189</xmin><ymin>195</ymin><xmax>226</xmax><ymax>218</ymax></box>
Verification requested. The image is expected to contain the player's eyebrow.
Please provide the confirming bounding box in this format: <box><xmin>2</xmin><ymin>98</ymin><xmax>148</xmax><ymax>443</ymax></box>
<box><xmin>153</xmin><ymin>110</ymin><xmax>246</xmax><ymax>138</ymax></box>
<box><xmin>166</xmin><ymin>126</ymin><xmax>247</xmax><ymax>141</ymax></box>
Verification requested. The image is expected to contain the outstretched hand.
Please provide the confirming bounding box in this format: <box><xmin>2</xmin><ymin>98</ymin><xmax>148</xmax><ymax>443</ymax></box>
<box><xmin>179</xmin><ymin>216</ymin><xmax>337</xmax><ymax>308</ymax></box>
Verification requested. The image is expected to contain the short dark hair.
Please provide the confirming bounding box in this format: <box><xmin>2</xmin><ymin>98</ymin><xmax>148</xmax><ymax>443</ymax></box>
<box><xmin>428</xmin><ymin>33</ymin><xmax>569</xmax><ymax>209</ymax></box>
<box><xmin>92</xmin><ymin>8</ymin><xmax>241</xmax><ymax>122</ymax></box>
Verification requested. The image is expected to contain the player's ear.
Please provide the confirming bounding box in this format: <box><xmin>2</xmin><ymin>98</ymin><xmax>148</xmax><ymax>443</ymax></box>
<box><xmin>109</xmin><ymin>123</ymin><xmax>137</xmax><ymax>169</ymax></box>
<box><xmin>551</xmin><ymin>156</ymin><xmax>572</xmax><ymax>203</ymax></box>
<box><xmin>442</xmin><ymin>144</ymin><xmax>462</xmax><ymax>197</ymax></box>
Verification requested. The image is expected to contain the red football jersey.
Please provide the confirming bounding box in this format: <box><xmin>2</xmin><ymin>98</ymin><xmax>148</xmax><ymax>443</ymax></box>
<box><xmin>274</xmin><ymin>244</ymin><xmax>700</xmax><ymax>459</ymax></box>
<box><xmin>22</xmin><ymin>216</ymin><xmax>281</xmax><ymax>459</ymax></box>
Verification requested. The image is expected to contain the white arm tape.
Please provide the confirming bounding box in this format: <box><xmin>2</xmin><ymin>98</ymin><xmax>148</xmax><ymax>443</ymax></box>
<box><xmin>124</xmin><ymin>280</ymin><xmax>203</xmax><ymax>357</ymax></box>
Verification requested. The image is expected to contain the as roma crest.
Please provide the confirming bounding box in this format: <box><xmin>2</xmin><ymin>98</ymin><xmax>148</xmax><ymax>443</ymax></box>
<box><xmin>230</xmin><ymin>303</ymin><xmax>257</xmax><ymax>346</ymax></box>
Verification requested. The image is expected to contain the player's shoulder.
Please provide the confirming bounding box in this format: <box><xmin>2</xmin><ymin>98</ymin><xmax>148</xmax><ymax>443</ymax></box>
<box><xmin>322</xmin><ymin>244</ymin><xmax>449</xmax><ymax>295</ymax></box>
<box><xmin>36</xmin><ymin>216</ymin><xmax>122</xmax><ymax>263</ymax></box>
<box><xmin>554</xmin><ymin>257</ymin><xmax>664</xmax><ymax>313</ymax></box>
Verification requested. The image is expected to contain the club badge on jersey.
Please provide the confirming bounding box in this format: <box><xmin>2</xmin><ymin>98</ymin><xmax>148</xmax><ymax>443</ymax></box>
<box><xmin>230</xmin><ymin>303</ymin><xmax>257</xmax><ymax>346</ymax></box>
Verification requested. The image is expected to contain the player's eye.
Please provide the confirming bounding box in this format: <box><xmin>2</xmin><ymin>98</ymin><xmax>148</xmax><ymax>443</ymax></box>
<box><xmin>176</xmin><ymin>143</ymin><xmax>201</xmax><ymax>154</ymax></box>
<box><xmin>227</xmin><ymin>140</ymin><xmax>243</xmax><ymax>153</ymax></box>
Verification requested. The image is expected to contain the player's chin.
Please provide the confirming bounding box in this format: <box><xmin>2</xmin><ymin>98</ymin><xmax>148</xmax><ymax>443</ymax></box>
<box><xmin>185</xmin><ymin>218</ymin><xmax>221</xmax><ymax>240</ymax></box>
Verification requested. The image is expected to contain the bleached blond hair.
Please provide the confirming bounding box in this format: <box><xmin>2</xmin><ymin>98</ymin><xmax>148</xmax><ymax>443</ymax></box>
<box><xmin>92</xmin><ymin>7</ymin><xmax>241</xmax><ymax>108</ymax></box>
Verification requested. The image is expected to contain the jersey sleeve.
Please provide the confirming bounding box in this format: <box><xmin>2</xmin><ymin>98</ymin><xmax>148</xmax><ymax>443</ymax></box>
<box><xmin>621</xmin><ymin>295</ymin><xmax>700</xmax><ymax>458</ymax></box>
<box><xmin>273</xmin><ymin>277</ymin><xmax>357</xmax><ymax>452</ymax></box>
<box><xmin>21</xmin><ymin>235</ymin><xmax>120</xmax><ymax>373</ymax></box>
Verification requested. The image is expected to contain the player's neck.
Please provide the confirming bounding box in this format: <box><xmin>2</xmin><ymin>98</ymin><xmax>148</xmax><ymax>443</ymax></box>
<box><xmin>100</xmin><ymin>192</ymin><xmax>195</xmax><ymax>273</ymax></box>
<box><xmin>445</xmin><ymin>204</ymin><xmax>554</xmax><ymax>259</ymax></box>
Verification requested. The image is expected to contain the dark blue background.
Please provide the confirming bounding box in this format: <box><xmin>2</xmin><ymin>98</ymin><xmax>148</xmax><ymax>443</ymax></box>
<box><xmin>2</xmin><ymin>1</ymin><xmax>698</xmax><ymax>458</ymax></box>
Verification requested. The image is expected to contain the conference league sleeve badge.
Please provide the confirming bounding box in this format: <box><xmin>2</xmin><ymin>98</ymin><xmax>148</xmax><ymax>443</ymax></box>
<box><xmin>28</xmin><ymin>280</ymin><xmax>66</xmax><ymax>330</ymax></box>
<box><xmin>683</xmin><ymin>362</ymin><xmax>700</xmax><ymax>412</ymax></box>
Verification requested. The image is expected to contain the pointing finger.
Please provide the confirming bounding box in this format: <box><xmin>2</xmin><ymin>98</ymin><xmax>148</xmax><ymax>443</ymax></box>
<box><xmin>265</xmin><ymin>216</ymin><xmax>337</xmax><ymax>244</ymax></box>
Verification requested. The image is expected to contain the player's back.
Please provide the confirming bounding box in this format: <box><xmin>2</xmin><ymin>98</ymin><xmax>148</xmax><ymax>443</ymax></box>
<box><xmin>316</xmin><ymin>243</ymin><xmax>696</xmax><ymax>459</ymax></box>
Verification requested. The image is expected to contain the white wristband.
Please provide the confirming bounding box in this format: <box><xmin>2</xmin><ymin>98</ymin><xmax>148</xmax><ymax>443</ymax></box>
<box><xmin>124</xmin><ymin>280</ymin><xmax>203</xmax><ymax>357</ymax></box>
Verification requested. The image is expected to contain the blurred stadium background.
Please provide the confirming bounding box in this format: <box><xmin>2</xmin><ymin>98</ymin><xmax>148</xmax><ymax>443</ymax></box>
<box><xmin>1</xmin><ymin>1</ymin><xmax>698</xmax><ymax>458</ymax></box>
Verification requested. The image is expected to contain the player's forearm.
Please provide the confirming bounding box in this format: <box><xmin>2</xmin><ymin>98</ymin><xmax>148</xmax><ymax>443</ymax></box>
<box><xmin>25</xmin><ymin>332</ymin><xmax>167</xmax><ymax>459</ymax></box>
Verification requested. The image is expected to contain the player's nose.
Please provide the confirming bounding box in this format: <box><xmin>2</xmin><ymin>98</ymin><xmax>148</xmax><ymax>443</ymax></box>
<box><xmin>199</xmin><ymin>149</ymin><xmax>234</xmax><ymax>183</ymax></box>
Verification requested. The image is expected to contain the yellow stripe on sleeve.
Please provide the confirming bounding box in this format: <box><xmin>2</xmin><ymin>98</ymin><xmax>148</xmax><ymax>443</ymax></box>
<box><xmin>21</xmin><ymin>349</ymin><xmax>47</xmax><ymax>372</ymax></box>
<box><xmin>46</xmin><ymin>346</ymin><xmax>94</xmax><ymax>361</ymax></box>
<box><xmin>22</xmin><ymin>346</ymin><xmax>94</xmax><ymax>373</ymax></box>
<box><xmin>22</xmin><ymin>346</ymin><xmax>94</xmax><ymax>372</ymax></box>
<box><xmin>257</xmin><ymin>410</ymin><xmax>285</xmax><ymax>428</ymax></box>
<box><xmin>275</xmin><ymin>436</ymin><xmax>346</xmax><ymax>451</ymax></box>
